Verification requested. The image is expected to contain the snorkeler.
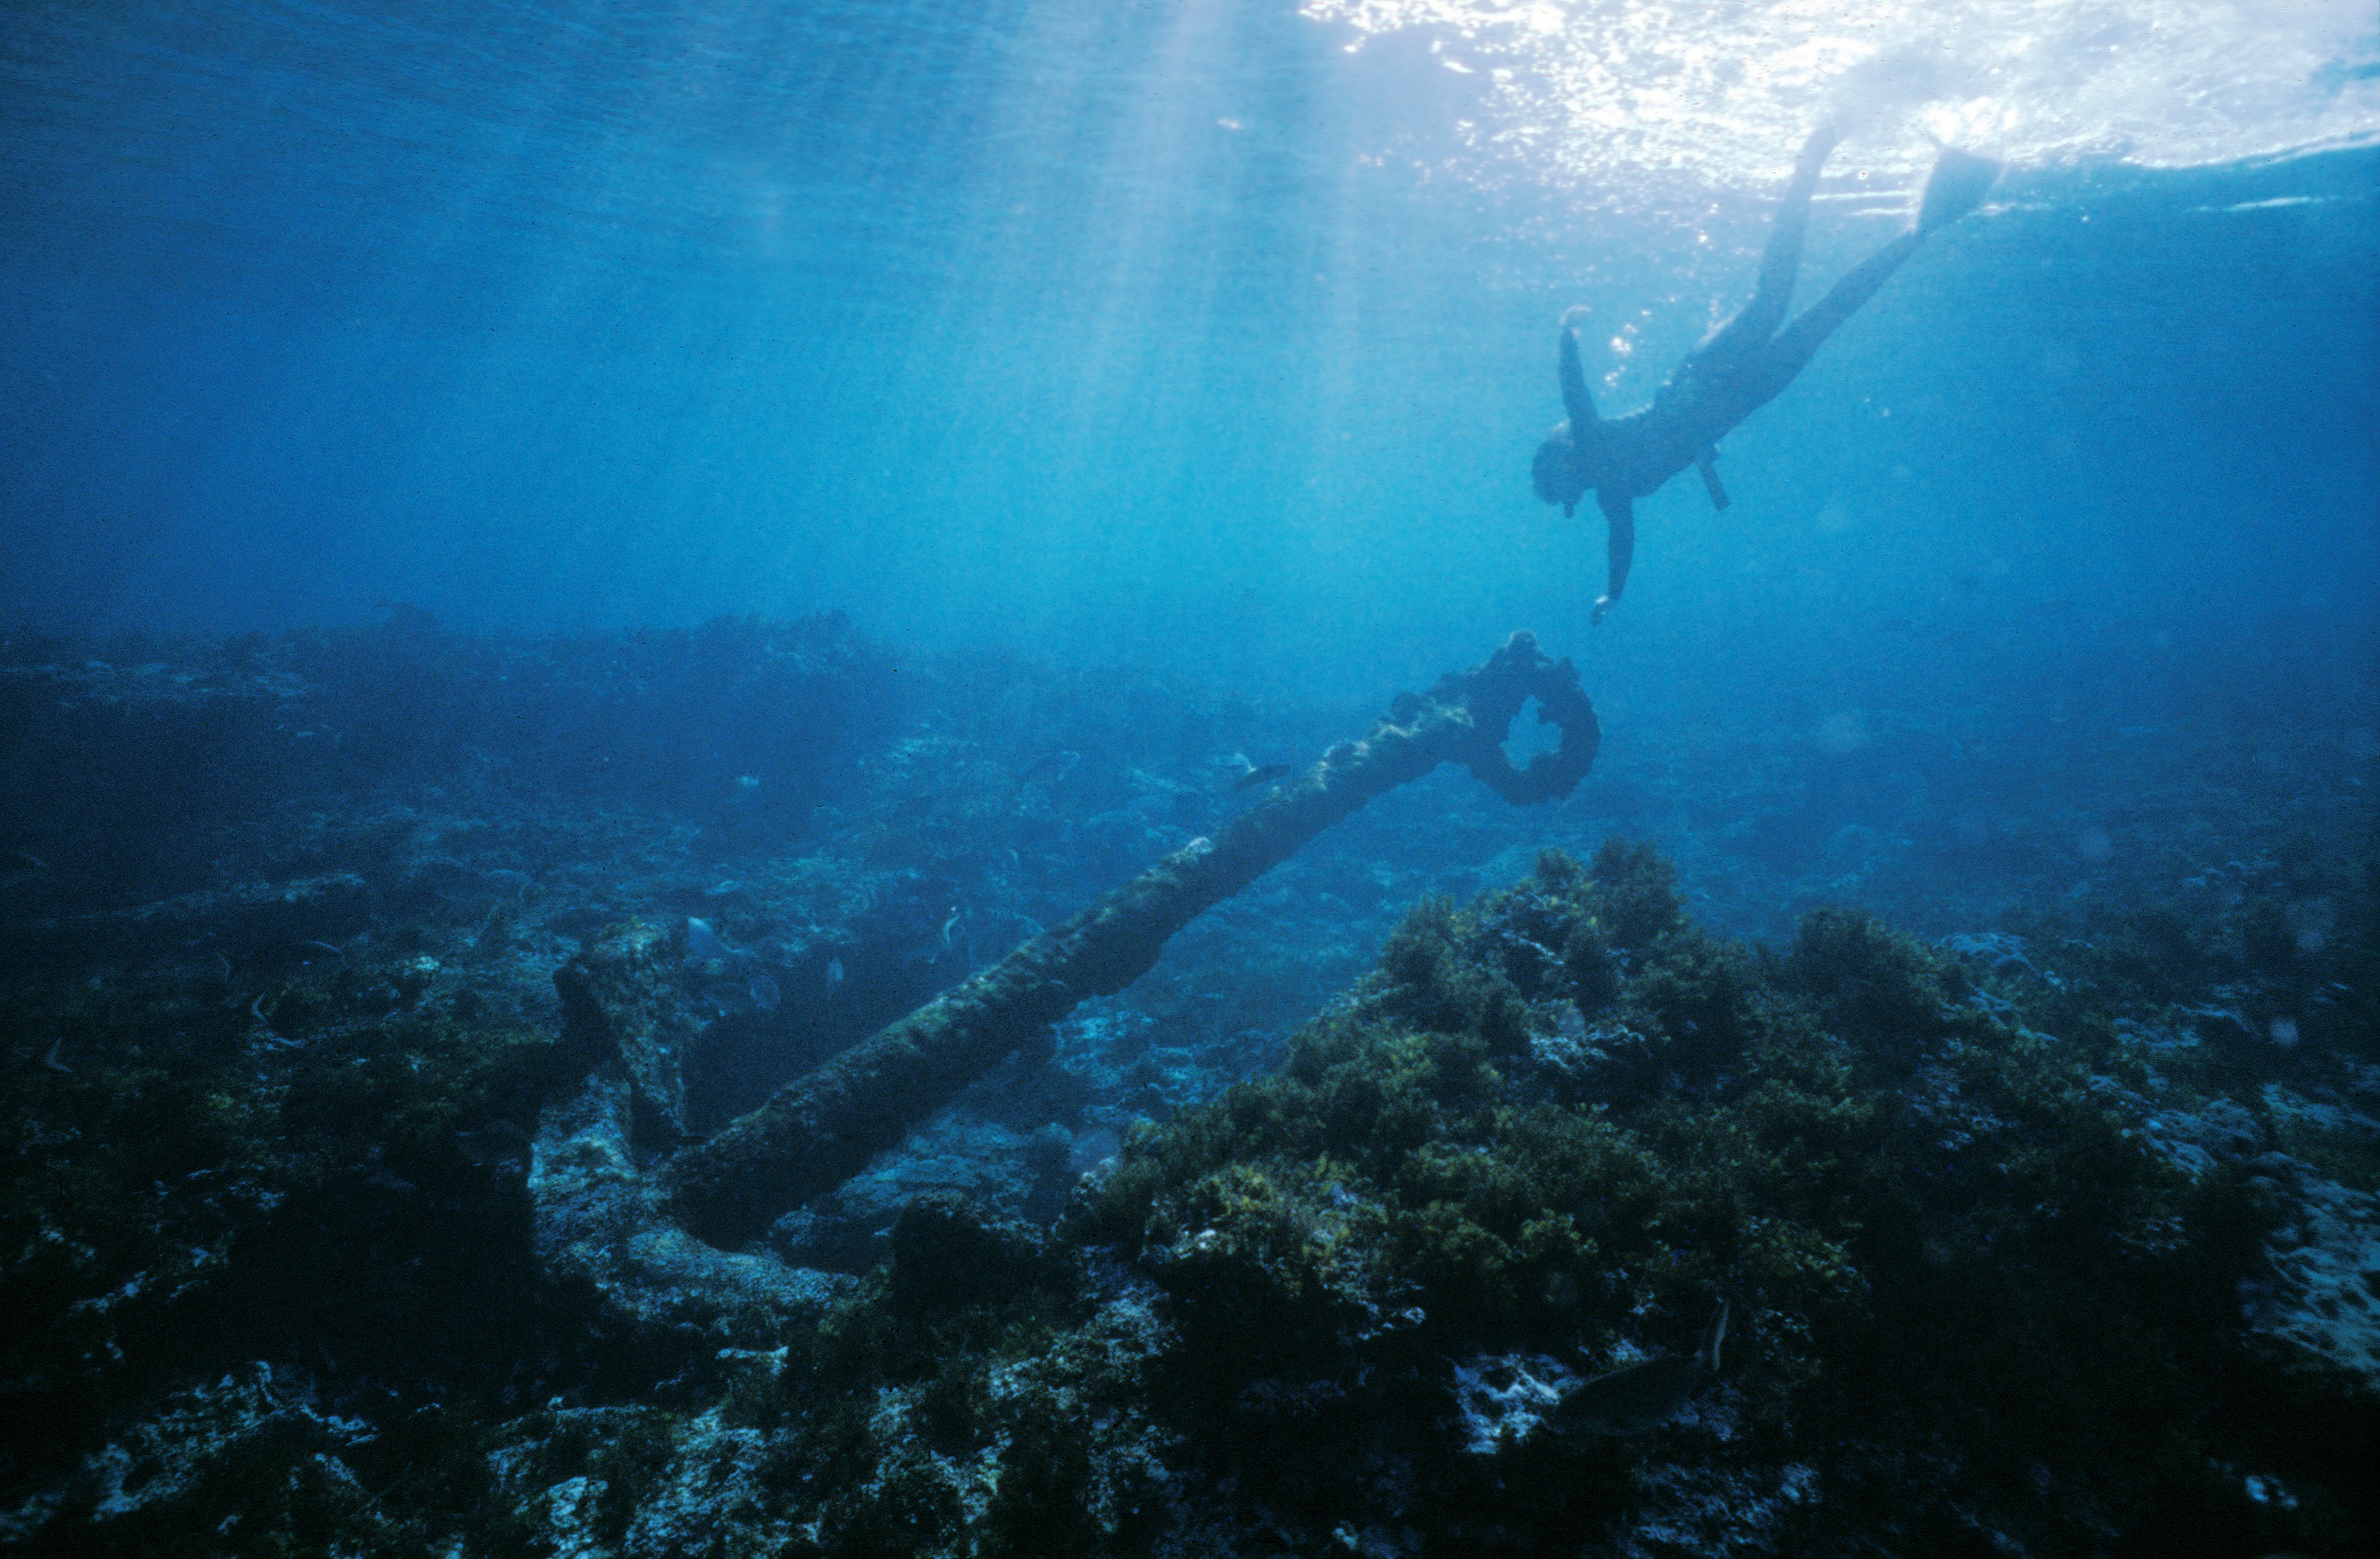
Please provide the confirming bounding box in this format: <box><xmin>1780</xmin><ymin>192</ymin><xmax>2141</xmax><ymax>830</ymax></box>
<box><xmin>1532</xmin><ymin>127</ymin><xmax>2001</xmax><ymax>623</ymax></box>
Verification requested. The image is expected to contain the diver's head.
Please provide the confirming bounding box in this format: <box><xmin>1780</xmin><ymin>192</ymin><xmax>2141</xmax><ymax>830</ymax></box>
<box><xmin>1533</xmin><ymin>422</ymin><xmax>1590</xmax><ymax>516</ymax></box>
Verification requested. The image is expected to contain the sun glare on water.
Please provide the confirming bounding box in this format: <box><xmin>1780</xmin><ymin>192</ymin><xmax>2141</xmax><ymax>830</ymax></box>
<box><xmin>1302</xmin><ymin>0</ymin><xmax>2380</xmax><ymax>194</ymax></box>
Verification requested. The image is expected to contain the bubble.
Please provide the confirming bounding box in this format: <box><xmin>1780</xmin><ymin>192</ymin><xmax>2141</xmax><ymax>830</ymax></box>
<box><xmin>2268</xmin><ymin>1017</ymin><xmax>2300</xmax><ymax>1047</ymax></box>
<box><xmin>2077</xmin><ymin>828</ymin><xmax>2112</xmax><ymax>864</ymax></box>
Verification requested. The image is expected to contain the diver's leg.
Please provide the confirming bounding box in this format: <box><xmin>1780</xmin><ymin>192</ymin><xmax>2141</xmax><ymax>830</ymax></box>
<box><xmin>1689</xmin><ymin>123</ymin><xmax>1841</xmax><ymax>373</ymax></box>
<box><xmin>1740</xmin><ymin>122</ymin><xmax>1840</xmax><ymax>339</ymax></box>
<box><xmin>1729</xmin><ymin>147</ymin><xmax>1995</xmax><ymax>413</ymax></box>
<box><xmin>1591</xmin><ymin>489</ymin><xmax>1636</xmax><ymax>626</ymax></box>
<box><xmin>1736</xmin><ymin>229</ymin><xmax>1923</xmax><ymax>407</ymax></box>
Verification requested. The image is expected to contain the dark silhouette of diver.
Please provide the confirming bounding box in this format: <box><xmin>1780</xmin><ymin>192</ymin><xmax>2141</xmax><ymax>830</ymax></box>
<box><xmin>1532</xmin><ymin>127</ymin><xmax>2001</xmax><ymax>623</ymax></box>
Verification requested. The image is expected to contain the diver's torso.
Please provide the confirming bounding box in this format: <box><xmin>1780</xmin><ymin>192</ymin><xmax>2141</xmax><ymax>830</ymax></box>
<box><xmin>1601</xmin><ymin>365</ymin><xmax>1764</xmax><ymax>499</ymax></box>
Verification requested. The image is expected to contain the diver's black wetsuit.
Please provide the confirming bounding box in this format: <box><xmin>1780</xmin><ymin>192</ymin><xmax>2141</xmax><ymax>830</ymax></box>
<box><xmin>1534</xmin><ymin>127</ymin><xmax>1998</xmax><ymax>623</ymax></box>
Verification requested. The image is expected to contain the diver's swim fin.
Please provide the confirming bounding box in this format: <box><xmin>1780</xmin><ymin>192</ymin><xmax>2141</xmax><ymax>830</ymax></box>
<box><xmin>1918</xmin><ymin>146</ymin><xmax>2001</xmax><ymax>233</ymax></box>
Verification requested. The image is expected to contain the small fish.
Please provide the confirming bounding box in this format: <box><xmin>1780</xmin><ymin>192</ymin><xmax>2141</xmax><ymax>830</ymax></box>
<box><xmin>43</xmin><ymin>1038</ymin><xmax>70</xmax><ymax>1073</ymax></box>
<box><xmin>686</xmin><ymin>916</ymin><xmax>731</xmax><ymax>962</ymax></box>
<box><xmin>1231</xmin><ymin>762</ymin><xmax>1293</xmax><ymax>791</ymax></box>
<box><xmin>1555</xmin><ymin>1301</ymin><xmax>1728</xmax><ymax>1437</ymax></box>
<box><xmin>1020</xmin><ymin>749</ymin><xmax>1082</xmax><ymax>782</ymax></box>
<box><xmin>299</xmin><ymin>939</ymin><xmax>346</xmax><ymax>962</ymax></box>
<box><xmin>825</xmin><ymin>956</ymin><xmax>845</xmax><ymax>995</ymax></box>
<box><xmin>748</xmin><ymin>971</ymin><xmax>783</xmax><ymax>1012</ymax></box>
<box><xmin>941</xmin><ymin>908</ymin><xmax>964</xmax><ymax>949</ymax></box>
<box><xmin>249</xmin><ymin>993</ymin><xmax>301</xmax><ymax>1050</ymax></box>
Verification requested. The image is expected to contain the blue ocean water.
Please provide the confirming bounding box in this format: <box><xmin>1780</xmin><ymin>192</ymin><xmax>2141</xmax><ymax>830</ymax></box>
<box><xmin>5</xmin><ymin>1</ymin><xmax>2375</xmax><ymax>944</ymax></box>
<box><xmin>6</xmin><ymin>6</ymin><xmax>2380</xmax><ymax>1551</ymax></box>
<box><xmin>3</xmin><ymin>0</ymin><xmax>2371</xmax><ymax>685</ymax></box>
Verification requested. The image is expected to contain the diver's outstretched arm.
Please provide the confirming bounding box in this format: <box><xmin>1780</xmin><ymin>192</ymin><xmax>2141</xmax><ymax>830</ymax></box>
<box><xmin>1558</xmin><ymin>317</ymin><xmax>1609</xmax><ymax>469</ymax></box>
<box><xmin>1591</xmin><ymin>488</ymin><xmax>1635</xmax><ymax>625</ymax></box>
<box><xmin>1559</xmin><ymin>322</ymin><xmax>1596</xmax><ymax>433</ymax></box>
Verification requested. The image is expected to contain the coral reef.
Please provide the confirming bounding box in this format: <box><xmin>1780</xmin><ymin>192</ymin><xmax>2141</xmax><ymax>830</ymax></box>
<box><xmin>10</xmin><ymin>834</ymin><xmax>2374</xmax><ymax>1556</ymax></box>
<box><xmin>2</xmin><ymin>618</ymin><xmax>2372</xmax><ymax>1555</ymax></box>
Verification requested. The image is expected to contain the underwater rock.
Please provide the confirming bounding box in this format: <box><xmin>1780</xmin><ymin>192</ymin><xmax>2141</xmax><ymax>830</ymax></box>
<box><xmin>0</xmin><ymin>616</ymin><xmax>901</xmax><ymax>911</ymax></box>
<box><xmin>1041</xmin><ymin>843</ymin><xmax>2380</xmax><ymax>1553</ymax></box>
<box><xmin>2141</xmin><ymin>1093</ymin><xmax>2268</xmax><ymax>1176</ymax></box>
<box><xmin>663</xmin><ymin>631</ymin><xmax>1598</xmax><ymax>1246</ymax></box>
<box><xmin>767</xmin><ymin>1116</ymin><xmax>1075</xmax><ymax>1272</ymax></box>
<box><xmin>1450</xmin><ymin>1352</ymin><xmax>1581</xmax><ymax>1453</ymax></box>
<box><xmin>8</xmin><ymin>834</ymin><xmax>2367</xmax><ymax>1556</ymax></box>
<box><xmin>0</xmin><ymin>655</ymin><xmax>323</xmax><ymax>909</ymax></box>
<box><xmin>0</xmin><ymin>1364</ymin><xmax>393</xmax><ymax>1549</ymax></box>
<box><xmin>887</xmin><ymin>1192</ymin><xmax>1055</xmax><ymax>1312</ymax></box>
<box><xmin>9</xmin><ymin>871</ymin><xmax>376</xmax><ymax>968</ymax></box>
<box><xmin>6</xmin><ymin>609</ymin><xmax>2373</xmax><ymax>1556</ymax></box>
<box><xmin>2243</xmin><ymin>1152</ymin><xmax>2380</xmax><ymax>1388</ymax></box>
<box><xmin>552</xmin><ymin>919</ymin><xmax>695</xmax><ymax>1146</ymax></box>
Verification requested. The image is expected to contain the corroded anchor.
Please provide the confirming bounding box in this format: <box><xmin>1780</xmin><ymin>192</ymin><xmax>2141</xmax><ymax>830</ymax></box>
<box><xmin>656</xmin><ymin>631</ymin><xmax>1597</xmax><ymax>1246</ymax></box>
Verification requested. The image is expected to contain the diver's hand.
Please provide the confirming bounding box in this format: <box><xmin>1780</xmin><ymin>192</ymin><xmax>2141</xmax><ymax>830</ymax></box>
<box><xmin>1590</xmin><ymin>595</ymin><xmax>1617</xmax><ymax>626</ymax></box>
